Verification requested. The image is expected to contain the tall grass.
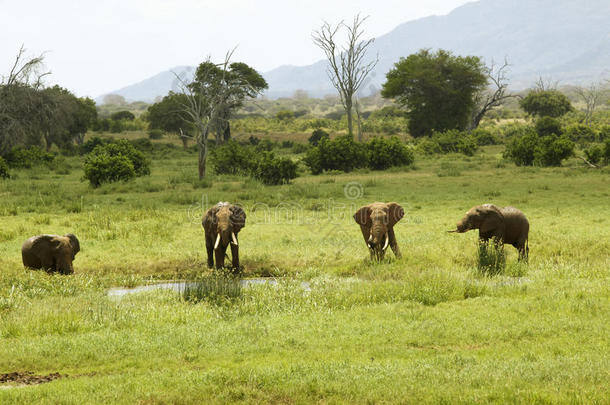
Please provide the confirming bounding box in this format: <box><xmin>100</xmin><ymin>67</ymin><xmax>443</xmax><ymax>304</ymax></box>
<box><xmin>477</xmin><ymin>241</ymin><xmax>506</xmax><ymax>276</ymax></box>
<box><xmin>182</xmin><ymin>275</ymin><xmax>242</xmax><ymax>304</ymax></box>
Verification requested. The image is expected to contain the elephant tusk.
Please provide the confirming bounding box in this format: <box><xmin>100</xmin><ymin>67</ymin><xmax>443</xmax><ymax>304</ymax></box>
<box><xmin>214</xmin><ymin>233</ymin><xmax>221</xmax><ymax>250</ymax></box>
<box><xmin>231</xmin><ymin>232</ymin><xmax>238</xmax><ymax>246</ymax></box>
<box><xmin>447</xmin><ymin>230</ymin><xmax>458</xmax><ymax>233</ymax></box>
<box><xmin>382</xmin><ymin>234</ymin><xmax>389</xmax><ymax>251</ymax></box>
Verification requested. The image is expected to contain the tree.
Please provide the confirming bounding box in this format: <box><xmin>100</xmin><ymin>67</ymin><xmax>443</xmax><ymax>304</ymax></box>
<box><xmin>469</xmin><ymin>59</ymin><xmax>519</xmax><ymax>130</ymax></box>
<box><xmin>313</xmin><ymin>14</ymin><xmax>378</xmax><ymax>142</ymax></box>
<box><xmin>173</xmin><ymin>52</ymin><xmax>267</xmax><ymax>179</ymax></box>
<box><xmin>102</xmin><ymin>94</ymin><xmax>127</xmax><ymax>106</ymax></box>
<box><xmin>575</xmin><ymin>82</ymin><xmax>605</xmax><ymax>126</ymax></box>
<box><xmin>110</xmin><ymin>110</ymin><xmax>135</xmax><ymax>121</ymax></box>
<box><xmin>0</xmin><ymin>46</ymin><xmax>49</xmax><ymax>156</ymax></box>
<box><xmin>519</xmin><ymin>90</ymin><xmax>572</xmax><ymax>118</ymax></box>
<box><xmin>382</xmin><ymin>49</ymin><xmax>488</xmax><ymax>137</ymax></box>
<box><xmin>147</xmin><ymin>92</ymin><xmax>193</xmax><ymax>148</ymax></box>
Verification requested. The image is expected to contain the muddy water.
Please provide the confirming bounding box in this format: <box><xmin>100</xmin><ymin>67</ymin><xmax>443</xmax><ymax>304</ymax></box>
<box><xmin>107</xmin><ymin>278</ymin><xmax>310</xmax><ymax>297</ymax></box>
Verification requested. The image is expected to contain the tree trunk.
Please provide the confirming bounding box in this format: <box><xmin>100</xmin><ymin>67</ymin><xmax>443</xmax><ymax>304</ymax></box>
<box><xmin>223</xmin><ymin>121</ymin><xmax>231</xmax><ymax>142</ymax></box>
<box><xmin>197</xmin><ymin>125</ymin><xmax>209</xmax><ymax>180</ymax></box>
<box><xmin>355</xmin><ymin>101</ymin><xmax>363</xmax><ymax>142</ymax></box>
<box><xmin>346</xmin><ymin>100</ymin><xmax>353</xmax><ymax>139</ymax></box>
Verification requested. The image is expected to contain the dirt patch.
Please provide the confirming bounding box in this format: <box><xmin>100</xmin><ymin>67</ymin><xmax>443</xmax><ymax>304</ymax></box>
<box><xmin>0</xmin><ymin>371</ymin><xmax>64</xmax><ymax>386</ymax></box>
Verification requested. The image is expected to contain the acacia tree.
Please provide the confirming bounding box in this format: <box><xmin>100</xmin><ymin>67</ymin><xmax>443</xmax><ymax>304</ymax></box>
<box><xmin>147</xmin><ymin>92</ymin><xmax>193</xmax><ymax>148</ymax></box>
<box><xmin>519</xmin><ymin>89</ymin><xmax>573</xmax><ymax>118</ymax></box>
<box><xmin>174</xmin><ymin>52</ymin><xmax>267</xmax><ymax>179</ymax></box>
<box><xmin>382</xmin><ymin>49</ymin><xmax>488</xmax><ymax>137</ymax></box>
<box><xmin>469</xmin><ymin>59</ymin><xmax>519</xmax><ymax>130</ymax></box>
<box><xmin>313</xmin><ymin>14</ymin><xmax>378</xmax><ymax>141</ymax></box>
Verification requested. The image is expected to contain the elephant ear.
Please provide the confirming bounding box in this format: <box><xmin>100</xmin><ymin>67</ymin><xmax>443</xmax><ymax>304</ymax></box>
<box><xmin>65</xmin><ymin>234</ymin><xmax>80</xmax><ymax>255</ymax></box>
<box><xmin>202</xmin><ymin>203</ymin><xmax>221</xmax><ymax>229</ymax></box>
<box><xmin>387</xmin><ymin>203</ymin><xmax>404</xmax><ymax>227</ymax></box>
<box><xmin>478</xmin><ymin>205</ymin><xmax>504</xmax><ymax>234</ymax></box>
<box><xmin>230</xmin><ymin>205</ymin><xmax>246</xmax><ymax>233</ymax></box>
<box><xmin>353</xmin><ymin>205</ymin><xmax>371</xmax><ymax>226</ymax></box>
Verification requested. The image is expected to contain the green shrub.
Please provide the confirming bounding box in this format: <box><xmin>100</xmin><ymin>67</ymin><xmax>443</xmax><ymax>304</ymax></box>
<box><xmin>148</xmin><ymin>129</ymin><xmax>164</xmax><ymax>140</ymax></box>
<box><xmin>471</xmin><ymin>128</ymin><xmax>500</xmax><ymax>145</ymax></box>
<box><xmin>248</xmin><ymin>136</ymin><xmax>260</xmax><ymax>145</ymax></box>
<box><xmin>503</xmin><ymin>131</ymin><xmax>539</xmax><ymax>166</ymax></box>
<box><xmin>84</xmin><ymin>153</ymin><xmax>136</xmax><ymax>187</ymax></box>
<box><xmin>276</xmin><ymin>110</ymin><xmax>294</xmax><ymax>121</ymax></box>
<box><xmin>308</xmin><ymin>129</ymin><xmax>330</xmax><ymax>146</ymax></box>
<box><xmin>255</xmin><ymin>139</ymin><xmax>277</xmax><ymax>152</ymax></box>
<box><xmin>281</xmin><ymin>140</ymin><xmax>294</xmax><ymax>148</ymax></box>
<box><xmin>598</xmin><ymin>125</ymin><xmax>610</xmax><ymax>142</ymax></box>
<box><xmin>565</xmin><ymin>124</ymin><xmax>597</xmax><ymax>144</ymax></box>
<box><xmin>210</xmin><ymin>140</ymin><xmax>257</xmax><ymax>175</ymax></box>
<box><xmin>430</xmin><ymin>130</ymin><xmax>478</xmax><ymax>156</ymax></box>
<box><xmin>584</xmin><ymin>145</ymin><xmax>603</xmax><ymax>165</ymax></box>
<box><xmin>5</xmin><ymin>146</ymin><xmax>55</xmax><ymax>169</ymax></box>
<box><xmin>129</xmin><ymin>138</ymin><xmax>153</xmax><ymax>153</ymax></box>
<box><xmin>182</xmin><ymin>275</ymin><xmax>242</xmax><ymax>305</ymax></box>
<box><xmin>83</xmin><ymin>140</ymin><xmax>150</xmax><ymax>186</ymax></box>
<box><xmin>534</xmin><ymin>135</ymin><xmax>574</xmax><ymax>166</ymax></box>
<box><xmin>110</xmin><ymin>120</ymin><xmax>124</xmax><ymax>133</ymax></box>
<box><xmin>603</xmin><ymin>139</ymin><xmax>610</xmax><ymax>165</ymax></box>
<box><xmin>110</xmin><ymin>110</ymin><xmax>136</xmax><ymax>121</ymax></box>
<box><xmin>504</xmin><ymin>132</ymin><xmax>574</xmax><ymax>167</ymax></box>
<box><xmin>366</xmin><ymin>136</ymin><xmax>414</xmax><ymax>170</ymax></box>
<box><xmin>291</xmin><ymin>143</ymin><xmax>309</xmax><ymax>154</ymax></box>
<box><xmin>416</xmin><ymin>137</ymin><xmax>441</xmax><ymax>155</ymax></box>
<box><xmin>304</xmin><ymin>135</ymin><xmax>367</xmax><ymax>174</ymax></box>
<box><xmin>0</xmin><ymin>157</ymin><xmax>9</xmax><ymax>179</ymax></box>
<box><xmin>80</xmin><ymin>136</ymin><xmax>110</xmax><ymax>154</ymax></box>
<box><xmin>253</xmin><ymin>152</ymin><xmax>298</xmax><ymax>185</ymax></box>
<box><xmin>535</xmin><ymin>116</ymin><xmax>563</xmax><ymax>137</ymax></box>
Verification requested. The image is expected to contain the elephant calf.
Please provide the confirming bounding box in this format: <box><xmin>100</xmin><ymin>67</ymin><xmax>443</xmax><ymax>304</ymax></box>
<box><xmin>202</xmin><ymin>202</ymin><xmax>246</xmax><ymax>269</ymax></box>
<box><xmin>21</xmin><ymin>233</ymin><xmax>80</xmax><ymax>274</ymax></box>
<box><xmin>451</xmin><ymin>204</ymin><xmax>529</xmax><ymax>260</ymax></box>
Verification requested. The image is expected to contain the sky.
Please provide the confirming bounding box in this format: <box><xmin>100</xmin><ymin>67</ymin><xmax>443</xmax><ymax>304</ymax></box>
<box><xmin>0</xmin><ymin>0</ymin><xmax>473</xmax><ymax>98</ymax></box>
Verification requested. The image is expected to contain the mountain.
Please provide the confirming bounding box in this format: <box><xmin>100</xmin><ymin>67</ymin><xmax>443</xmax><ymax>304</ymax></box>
<box><xmin>98</xmin><ymin>0</ymin><xmax>610</xmax><ymax>102</ymax></box>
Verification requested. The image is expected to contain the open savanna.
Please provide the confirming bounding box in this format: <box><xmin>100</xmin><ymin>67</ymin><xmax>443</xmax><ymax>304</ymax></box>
<box><xmin>0</xmin><ymin>139</ymin><xmax>609</xmax><ymax>404</ymax></box>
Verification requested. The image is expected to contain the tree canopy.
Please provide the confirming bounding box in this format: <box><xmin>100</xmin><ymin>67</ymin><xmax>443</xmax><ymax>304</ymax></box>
<box><xmin>519</xmin><ymin>90</ymin><xmax>573</xmax><ymax>118</ymax></box>
<box><xmin>381</xmin><ymin>49</ymin><xmax>488</xmax><ymax>137</ymax></box>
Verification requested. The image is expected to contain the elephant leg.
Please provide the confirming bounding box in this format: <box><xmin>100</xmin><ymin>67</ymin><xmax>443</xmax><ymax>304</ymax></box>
<box><xmin>215</xmin><ymin>245</ymin><xmax>226</xmax><ymax>269</ymax></box>
<box><xmin>388</xmin><ymin>228</ymin><xmax>401</xmax><ymax>258</ymax></box>
<box><xmin>230</xmin><ymin>243</ymin><xmax>240</xmax><ymax>269</ymax></box>
<box><xmin>517</xmin><ymin>237</ymin><xmax>528</xmax><ymax>262</ymax></box>
<box><xmin>40</xmin><ymin>256</ymin><xmax>55</xmax><ymax>273</ymax></box>
<box><xmin>206</xmin><ymin>238</ymin><xmax>214</xmax><ymax>268</ymax></box>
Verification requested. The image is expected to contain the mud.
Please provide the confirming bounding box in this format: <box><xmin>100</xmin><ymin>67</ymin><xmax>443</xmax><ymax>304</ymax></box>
<box><xmin>0</xmin><ymin>371</ymin><xmax>64</xmax><ymax>386</ymax></box>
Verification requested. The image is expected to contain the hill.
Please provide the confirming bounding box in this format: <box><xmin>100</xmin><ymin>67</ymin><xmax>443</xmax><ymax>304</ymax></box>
<box><xmin>98</xmin><ymin>0</ymin><xmax>610</xmax><ymax>102</ymax></box>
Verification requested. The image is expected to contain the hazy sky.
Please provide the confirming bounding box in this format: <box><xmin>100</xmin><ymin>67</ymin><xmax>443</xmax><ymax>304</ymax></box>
<box><xmin>1</xmin><ymin>0</ymin><xmax>472</xmax><ymax>98</ymax></box>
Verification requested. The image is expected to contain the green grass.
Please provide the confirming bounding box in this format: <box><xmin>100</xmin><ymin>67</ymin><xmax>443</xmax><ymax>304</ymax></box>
<box><xmin>0</xmin><ymin>139</ymin><xmax>609</xmax><ymax>403</ymax></box>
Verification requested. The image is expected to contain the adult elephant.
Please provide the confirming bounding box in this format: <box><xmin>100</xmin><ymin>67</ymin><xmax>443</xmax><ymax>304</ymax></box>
<box><xmin>353</xmin><ymin>202</ymin><xmax>404</xmax><ymax>260</ymax></box>
<box><xmin>450</xmin><ymin>204</ymin><xmax>529</xmax><ymax>260</ymax></box>
<box><xmin>21</xmin><ymin>234</ymin><xmax>80</xmax><ymax>274</ymax></box>
<box><xmin>202</xmin><ymin>202</ymin><xmax>246</xmax><ymax>269</ymax></box>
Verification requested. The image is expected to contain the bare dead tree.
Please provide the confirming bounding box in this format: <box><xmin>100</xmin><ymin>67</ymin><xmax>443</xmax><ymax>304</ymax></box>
<box><xmin>469</xmin><ymin>59</ymin><xmax>520</xmax><ymax>130</ymax></box>
<box><xmin>1</xmin><ymin>45</ymin><xmax>50</xmax><ymax>88</ymax></box>
<box><xmin>575</xmin><ymin>82</ymin><xmax>604</xmax><ymax>126</ymax></box>
<box><xmin>533</xmin><ymin>76</ymin><xmax>559</xmax><ymax>91</ymax></box>
<box><xmin>313</xmin><ymin>14</ymin><xmax>378</xmax><ymax>141</ymax></box>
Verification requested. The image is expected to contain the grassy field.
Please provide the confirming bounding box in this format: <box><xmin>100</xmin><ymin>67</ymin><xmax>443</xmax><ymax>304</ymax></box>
<box><xmin>0</xmin><ymin>139</ymin><xmax>609</xmax><ymax>403</ymax></box>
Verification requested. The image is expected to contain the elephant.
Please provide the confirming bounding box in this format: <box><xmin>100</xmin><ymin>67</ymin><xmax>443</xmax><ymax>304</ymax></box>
<box><xmin>202</xmin><ymin>202</ymin><xmax>246</xmax><ymax>269</ymax></box>
<box><xmin>450</xmin><ymin>204</ymin><xmax>529</xmax><ymax>260</ymax></box>
<box><xmin>21</xmin><ymin>233</ymin><xmax>80</xmax><ymax>274</ymax></box>
<box><xmin>353</xmin><ymin>202</ymin><xmax>404</xmax><ymax>260</ymax></box>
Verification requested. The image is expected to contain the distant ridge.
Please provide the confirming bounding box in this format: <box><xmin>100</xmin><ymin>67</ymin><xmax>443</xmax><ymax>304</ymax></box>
<box><xmin>98</xmin><ymin>0</ymin><xmax>610</xmax><ymax>102</ymax></box>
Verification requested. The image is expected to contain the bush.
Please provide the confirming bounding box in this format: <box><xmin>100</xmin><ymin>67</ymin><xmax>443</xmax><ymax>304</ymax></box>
<box><xmin>281</xmin><ymin>140</ymin><xmax>294</xmax><ymax>149</ymax></box>
<box><xmin>210</xmin><ymin>140</ymin><xmax>257</xmax><ymax>175</ymax></box>
<box><xmin>598</xmin><ymin>125</ymin><xmax>610</xmax><ymax>142</ymax></box>
<box><xmin>129</xmin><ymin>138</ymin><xmax>154</xmax><ymax>153</ymax></box>
<box><xmin>603</xmin><ymin>139</ymin><xmax>610</xmax><ymax>165</ymax></box>
<box><xmin>80</xmin><ymin>136</ymin><xmax>110</xmax><ymax>154</ymax></box>
<box><xmin>308</xmin><ymin>129</ymin><xmax>330</xmax><ymax>146</ymax></box>
<box><xmin>83</xmin><ymin>140</ymin><xmax>150</xmax><ymax>186</ymax></box>
<box><xmin>276</xmin><ymin>110</ymin><xmax>294</xmax><ymax>121</ymax></box>
<box><xmin>503</xmin><ymin>131</ymin><xmax>539</xmax><ymax>166</ymax></box>
<box><xmin>535</xmin><ymin>116</ymin><xmax>562</xmax><ymax>137</ymax></box>
<box><xmin>248</xmin><ymin>136</ymin><xmax>260</xmax><ymax>145</ymax></box>
<box><xmin>255</xmin><ymin>139</ymin><xmax>277</xmax><ymax>152</ymax></box>
<box><xmin>431</xmin><ymin>130</ymin><xmax>478</xmax><ymax>156</ymax></box>
<box><xmin>304</xmin><ymin>135</ymin><xmax>367</xmax><ymax>174</ymax></box>
<box><xmin>291</xmin><ymin>143</ymin><xmax>309</xmax><ymax>154</ymax></box>
<box><xmin>148</xmin><ymin>129</ymin><xmax>164</xmax><ymax>140</ymax></box>
<box><xmin>416</xmin><ymin>137</ymin><xmax>442</xmax><ymax>155</ymax></box>
<box><xmin>253</xmin><ymin>152</ymin><xmax>298</xmax><ymax>185</ymax></box>
<box><xmin>471</xmin><ymin>128</ymin><xmax>500</xmax><ymax>145</ymax></box>
<box><xmin>5</xmin><ymin>146</ymin><xmax>55</xmax><ymax>168</ymax></box>
<box><xmin>534</xmin><ymin>135</ymin><xmax>574</xmax><ymax>166</ymax></box>
<box><xmin>83</xmin><ymin>153</ymin><xmax>136</xmax><ymax>187</ymax></box>
<box><xmin>565</xmin><ymin>124</ymin><xmax>597</xmax><ymax>144</ymax></box>
<box><xmin>0</xmin><ymin>157</ymin><xmax>9</xmax><ymax>179</ymax></box>
<box><xmin>504</xmin><ymin>132</ymin><xmax>574</xmax><ymax>167</ymax></box>
<box><xmin>111</xmin><ymin>110</ymin><xmax>136</xmax><ymax>121</ymax></box>
<box><xmin>366</xmin><ymin>136</ymin><xmax>414</xmax><ymax>170</ymax></box>
<box><xmin>584</xmin><ymin>145</ymin><xmax>603</xmax><ymax>165</ymax></box>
